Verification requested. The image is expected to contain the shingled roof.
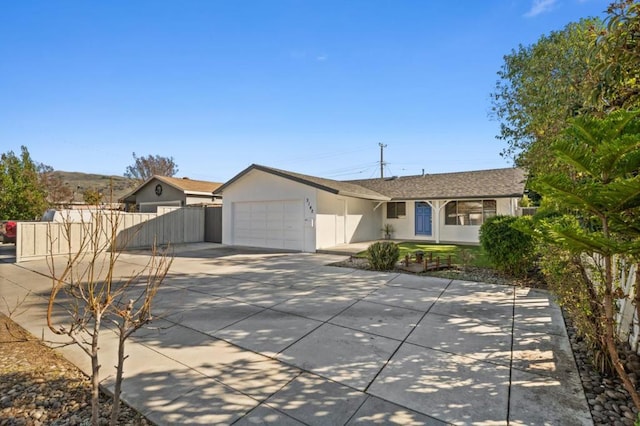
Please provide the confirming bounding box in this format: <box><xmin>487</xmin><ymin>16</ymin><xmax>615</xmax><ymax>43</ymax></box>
<box><xmin>120</xmin><ymin>175</ymin><xmax>223</xmax><ymax>203</ymax></box>
<box><xmin>154</xmin><ymin>175</ymin><xmax>223</xmax><ymax>194</ymax></box>
<box><xmin>215</xmin><ymin>164</ymin><xmax>390</xmax><ymax>201</ymax></box>
<box><xmin>217</xmin><ymin>164</ymin><xmax>526</xmax><ymax>201</ymax></box>
<box><xmin>347</xmin><ymin>168</ymin><xmax>527</xmax><ymax>200</ymax></box>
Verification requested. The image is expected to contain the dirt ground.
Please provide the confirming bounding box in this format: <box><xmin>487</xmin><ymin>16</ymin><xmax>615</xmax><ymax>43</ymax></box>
<box><xmin>0</xmin><ymin>313</ymin><xmax>149</xmax><ymax>425</ymax></box>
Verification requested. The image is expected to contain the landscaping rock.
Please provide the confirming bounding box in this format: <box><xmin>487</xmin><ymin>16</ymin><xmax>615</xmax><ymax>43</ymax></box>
<box><xmin>0</xmin><ymin>313</ymin><xmax>150</xmax><ymax>425</ymax></box>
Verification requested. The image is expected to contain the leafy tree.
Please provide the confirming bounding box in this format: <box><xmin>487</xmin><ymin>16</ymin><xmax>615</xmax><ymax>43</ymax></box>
<box><xmin>492</xmin><ymin>19</ymin><xmax>602</xmax><ymax>175</ymax></box>
<box><xmin>0</xmin><ymin>146</ymin><xmax>48</xmax><ymax>220</ymax></box>
<box><xmin>83</xmin><ymin>188</ymin><xmax>103</xmax><ymax>205</ymax></box>
<box><xmin>124</xmin><ymin>152</ymin><xmax>178</xmax><ymax>183</ymax></box>
<box><xmin>532</xmin><ymin>110</ymin><xmax>640</xmax><ymax>408</ymax></box>
<box><xmin>38</xmin><ymin>164</ymin><xmax>73</xmax><ymax>206</ymax></box>
<box><xmin>591</xmin><ymin>0</ymin><xmax>640</xmax><ymax>110</ymax></box>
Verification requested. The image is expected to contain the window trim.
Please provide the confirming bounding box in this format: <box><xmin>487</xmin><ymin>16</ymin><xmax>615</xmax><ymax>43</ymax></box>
<box><xmin>445</xmin><ymin>199</ymin><xmax>497</xmax><ymax>226</ymax></box>
<box><xmin>386</xmin><ymin>201</ymin><xmax>406</xmax><ymax>219</ymax></box>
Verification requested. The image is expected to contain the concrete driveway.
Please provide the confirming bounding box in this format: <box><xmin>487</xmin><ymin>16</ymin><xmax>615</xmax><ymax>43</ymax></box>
<box><xmin>0</xmin><ymin>244</ymin><xmax>591</xmax><ymax>425</ymax></box>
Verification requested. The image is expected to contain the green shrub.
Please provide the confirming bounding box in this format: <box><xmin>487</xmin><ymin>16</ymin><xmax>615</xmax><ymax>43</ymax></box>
<box><xmin>366</xmin><ymin>241</ymin><xmax>399</xmax><ymax>271</ymax></box>
<box><xmin>479</xmin><ymin>215</ymin><xmax>535</xmax><ymax>277</ymax></box>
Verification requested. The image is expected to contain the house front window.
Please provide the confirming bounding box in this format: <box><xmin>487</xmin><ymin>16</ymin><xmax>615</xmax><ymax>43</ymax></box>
<box><xmin>387</xmin><ymin>202</ymin><xmax>406</xmax><ymax>219</ymax></box>
<box><xmin>445</xmin><ymin>200</ymin><xmax>496</xmax><ymax>226</ymax></box>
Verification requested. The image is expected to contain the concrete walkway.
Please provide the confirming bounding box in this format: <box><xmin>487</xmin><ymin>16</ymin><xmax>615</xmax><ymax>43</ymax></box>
<box><xmin>0</xmin><ymin>245</ymin><xmax>592</xmax><ymax>425</ymax></box>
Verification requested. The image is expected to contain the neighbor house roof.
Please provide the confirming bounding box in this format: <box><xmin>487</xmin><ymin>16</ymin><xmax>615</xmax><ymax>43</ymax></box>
<box><xmin>120</xmin><ymin>175</ymin><xmax>223</xmax><ymax>203</ymax></box>
<box><xmin>154</xmin><ymin>176</ymin><xmax>223</xmax><ymax>195</ymax></box>
<box><xmin>215</xmin><ymin>164</ymin><xmax>391</xmax><ymax>201</ymax></box>
<box><xmin>347</xmin><ymin>168</ymin><xmax>527</xmax><ymax>200</ymax></box>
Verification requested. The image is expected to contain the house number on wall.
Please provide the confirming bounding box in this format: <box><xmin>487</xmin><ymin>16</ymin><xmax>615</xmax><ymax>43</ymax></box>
<box><xmin>155</xmin><ymin>184</ymin><xmax>163</xmax><ymax>196</ymax></box>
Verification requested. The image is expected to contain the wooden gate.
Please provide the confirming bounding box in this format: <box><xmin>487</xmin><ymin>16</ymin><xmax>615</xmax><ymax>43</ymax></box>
<box><xmin>204</xmin><ymin>206</ymin><xmax>222</xmax><ymax>243</ymax></box>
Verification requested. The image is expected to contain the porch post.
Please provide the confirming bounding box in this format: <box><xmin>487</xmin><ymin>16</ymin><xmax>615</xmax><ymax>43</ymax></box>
<box><xmin>434</xmin><ymin>201</ymin><xmax>440</xmax><ymax>244</ymax></box>
<box><xmin>435</xmin><ymin>200</ymin><xmax>451</xmax><ymax>244</ymax></box>
<box><xmin>426</xmin><ymin>200</ymin><xmax>441</xmax><ymax>244</ymax></box>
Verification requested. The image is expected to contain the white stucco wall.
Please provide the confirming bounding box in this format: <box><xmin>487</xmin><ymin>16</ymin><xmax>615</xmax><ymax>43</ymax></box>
<box><xmin>315</xmin><ymin>192</ymin><xmax>345</xmax><ymax>249</ymax></box>
<box><xmin>315</xmin><ymin>191</ymin><xmax>381</xmax><ymax>249</ymax></box>
<box><xmin>345</xmin><ymin>197</ymin><xmax>382</xmax><ymax>244</ymax></box>
<box><xmin>382</xmin><ymin>198</ymin><xmax>517</xmax><ymax>245</ymax></box>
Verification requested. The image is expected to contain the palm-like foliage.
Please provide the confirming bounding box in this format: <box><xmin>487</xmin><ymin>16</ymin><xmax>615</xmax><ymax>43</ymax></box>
<box><xmin>532</xmin><ymin>109</ymin><xmax>640</xmax><ymax>409</ymax></box>
<box><xmin>533</xmin><ymin>110</ymin><xmax>640</xmax><ymax>256</ymax></box>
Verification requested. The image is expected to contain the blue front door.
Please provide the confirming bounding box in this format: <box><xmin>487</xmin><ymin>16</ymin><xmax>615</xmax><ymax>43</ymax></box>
<box><xmin>415</xmin><ymin>202</ymin><xmax>432</xmax><ymax>236</ymax></box>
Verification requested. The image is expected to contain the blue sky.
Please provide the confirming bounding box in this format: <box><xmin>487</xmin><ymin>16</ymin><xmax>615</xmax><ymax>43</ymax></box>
<box><xmin>0</xmin><ymin>1</ymin><xmax>609</xmax><ymax>182</ymax></box>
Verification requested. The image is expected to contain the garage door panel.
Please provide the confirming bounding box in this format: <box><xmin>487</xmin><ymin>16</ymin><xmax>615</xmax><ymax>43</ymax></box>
<box><xmin>234</xmin><ymin>216</ymin><xmax>251</xmax><ymax>226</ymax></box>
<box><xmin>252</xmin><ymin>202</ymin><xmax>268</xmax><ymax>211</ymax></box>
<box><xmin>232</xmin><ymin>201</ymin><xmax>304</xmax><ymax>251</ymax></box>
<box><xmin>282</xmin><ymin>241</ymin><xmax>300</xmax><ymax>250</ymax></box>
<box><xmin>266</xmin><ymin>216</ymin><xmax>284</xmax><ymax>226</ymax></box>
<box><xmin>283</xmin><ymin>209</ymin><xmax>300</xmax><ymax>219</ymax></box>
<box><xmin>267</xmin><ymin>230</ymin><xmax>283</xmax><ymax>240</ymax></box>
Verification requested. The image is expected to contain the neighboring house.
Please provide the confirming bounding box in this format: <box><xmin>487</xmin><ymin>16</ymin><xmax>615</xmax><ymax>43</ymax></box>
<box><xmin>216</xmin><ymin>164</ymin><xmax>526</xmax><ymax>252</ymax></box>
<box><xmin>120</xmin><ymin>175</ymin><xmax>223</xmax><ymax>213</ymax></box>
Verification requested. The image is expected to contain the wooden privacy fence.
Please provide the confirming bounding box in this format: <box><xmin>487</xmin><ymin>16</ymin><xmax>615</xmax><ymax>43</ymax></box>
<box><xmin>16</xmin><ymin>207</ymin><xmax>205</xmax><ymax>263</ymax></box>
<box><xmin>204</xmin><ymin>205</ymin><xmax>222</xmax><ymax>243</ymax></box>
<box><xmin>614</xmin><ymin>259</ymin><xmax>639</xmax><ymax>352</ymax></box>
<box><xmin>588</xmin><ymin>254</ymin><xmax>640</xmax><ymax>353</ymax></box>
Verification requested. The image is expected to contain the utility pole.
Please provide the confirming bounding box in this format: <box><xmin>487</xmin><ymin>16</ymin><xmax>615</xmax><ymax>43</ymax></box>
<box><xmin>379</xmin><ymin>142</ymin><xmax>387</xmax><ymax>179</ymax></box>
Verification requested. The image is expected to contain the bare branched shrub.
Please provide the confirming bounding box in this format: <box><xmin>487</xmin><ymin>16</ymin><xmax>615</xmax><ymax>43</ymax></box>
<box><xmin>1</xmin><ymin>291</ymin><xmax>32</xmax><ymax>341</ymax></box>
<box><xmin>46</xmin><ymin>208</ymin><xmax>172</xmax><ymax>426</ymax></box>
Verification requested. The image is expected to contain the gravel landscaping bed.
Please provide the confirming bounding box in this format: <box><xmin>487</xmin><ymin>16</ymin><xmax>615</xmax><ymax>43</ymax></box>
<box><xmin>0</xmin><ymin>313</ymin><xmax>150</xmax><ymax>426</ymax></box>
<box><xmin>567</xmin><ymin>317</ymin><xmax>640</xmax><ymax>426</ymax></box>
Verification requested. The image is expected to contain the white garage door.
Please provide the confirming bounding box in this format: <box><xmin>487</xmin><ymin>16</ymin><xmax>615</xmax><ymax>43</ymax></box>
<box><xmin>232</xmin><ymin>200</ymin><xmax>304</xmax><ymax>251</ymax></box>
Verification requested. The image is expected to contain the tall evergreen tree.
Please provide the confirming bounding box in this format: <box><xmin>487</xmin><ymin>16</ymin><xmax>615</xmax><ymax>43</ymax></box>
<box><xmin>533</xmin><ymin>110</ymin><xmax>640</xmax><ymax>408</ymax></box>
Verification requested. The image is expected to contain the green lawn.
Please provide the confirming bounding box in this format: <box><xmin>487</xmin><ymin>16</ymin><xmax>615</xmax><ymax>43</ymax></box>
<box><xmin>358</xmin><ymin>241</ymin><xmax>491</xmax><ymax>268</ymax></box>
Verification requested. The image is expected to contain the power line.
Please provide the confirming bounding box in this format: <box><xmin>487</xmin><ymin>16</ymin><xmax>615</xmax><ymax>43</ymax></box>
<box><xmin>321</xmin><ymin>161</ymin><xmax>379</xmax><ymax>175</ymax></box>
<box><xmin>280</xmin><ymin>145</ymin><xmax>372</xmax><ymax>164</ymax></box>
<box><xmin>324</xmin><ymin>163</ymin><xmax>380</xmax><ymax>179</ymax></box>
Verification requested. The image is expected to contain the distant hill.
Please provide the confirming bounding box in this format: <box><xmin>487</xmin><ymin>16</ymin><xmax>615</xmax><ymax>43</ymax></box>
<box><xmin>53</xmin><ymin>171</ymin><xmax>135</xmax><ymax>203</ymax></box>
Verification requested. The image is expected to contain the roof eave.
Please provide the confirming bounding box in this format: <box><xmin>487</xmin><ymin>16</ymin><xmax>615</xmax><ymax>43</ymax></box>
<box><xmin>390</xmin><ymin>193</ymin><xmax>525</xmax><ymax>201</ymax></box>
<box><xmin>338</xmin><ymin>191</ymin><xmax>390</xmax><ymax>201</ymax></box>
<box><xmin>216</xmin><ymin>164</ymin><xmax>340</xmax><ymax>195</ymax></box>
<box><xmin>185</xmin><ymin>190</ymin><xmax>218</xmax><ymax>196</ymax></box>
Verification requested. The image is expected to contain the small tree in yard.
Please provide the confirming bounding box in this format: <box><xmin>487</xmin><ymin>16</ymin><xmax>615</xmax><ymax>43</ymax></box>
<box><xmin>532</xmin><ymin>110</ymin><xmax>640</xmax><ymax>409</ymax></box>
<box><xmin>82</xmin><ymin>187</ymin><xmax>103</xmax><ymax>205</ymax></box>
<box><xmin>46</xmin><ymin>209</ymin><xmax>172</xmax><ymax>425</ymax></box>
